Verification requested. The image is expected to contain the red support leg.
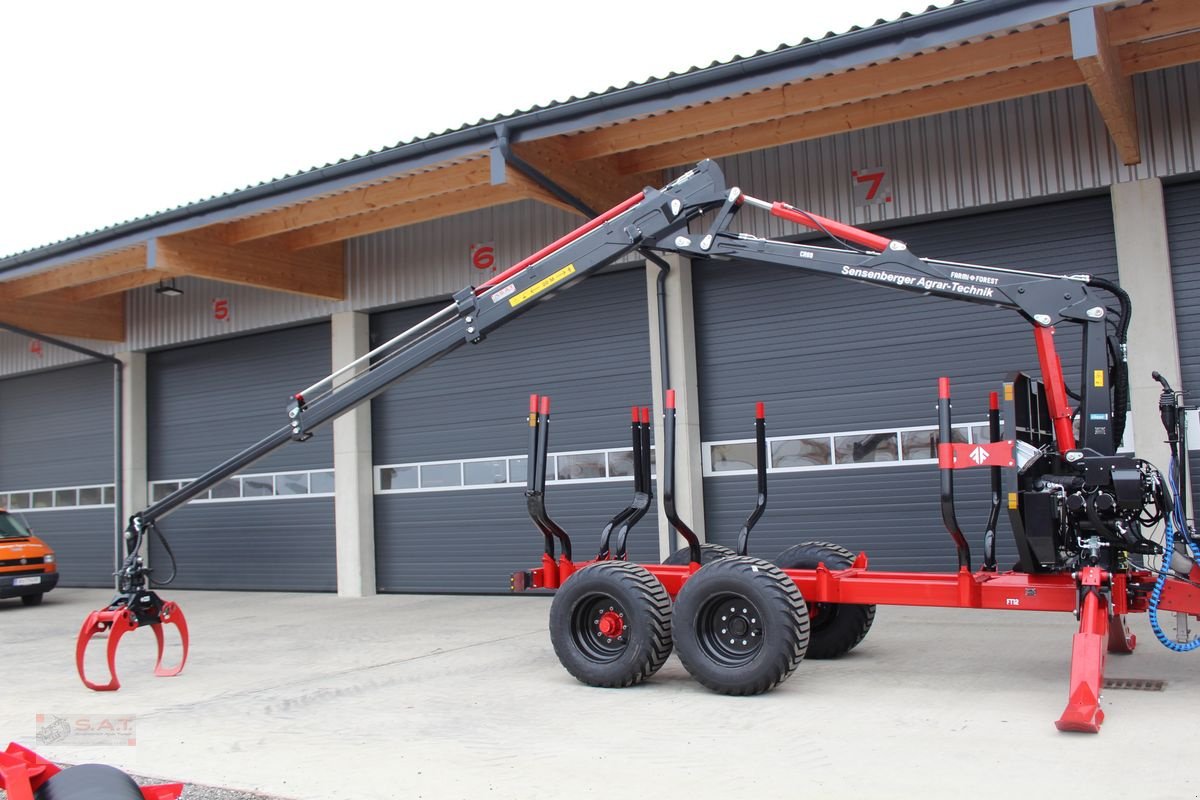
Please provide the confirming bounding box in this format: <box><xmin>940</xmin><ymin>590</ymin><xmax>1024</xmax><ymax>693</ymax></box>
<box><xmin>1056</xmin><ymin>568</ymin><xmax>1110</xmax><ymax>733</ymax></box>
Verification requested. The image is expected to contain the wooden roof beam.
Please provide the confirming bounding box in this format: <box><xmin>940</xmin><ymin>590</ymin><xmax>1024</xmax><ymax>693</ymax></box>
<box><xmin>1073</xmin><ymin>7</ymin><xmax>1140</xmax><ymax>166</ymax></box>
<box><xmin>564</xmin><ymin>0</ymin><xmax>1198</xmax><ymax>162</ymax></box>
<box><xmin>152</xmin><ymin>232</ymin><xmax>345</xmax><ymax>299</ymax></box>
<box><xmin>0</xmin><ymin>244</ymin><xmax>148</xmax><ymax>299</ymax></box>
<box><xmin>53</xmin><ymin>269</ymin><xmax>178</xmax><ymax>303</ymax></box>
<box><xmin>617</xmin><ymin>60</ymin><xmax>1088</xmax><ymax>174</ymax></box>
<box><xmin>508</xmin><ymin>138</ymin><xmax>658</xmax><ymax>216</ymax></box>
<box><xmin>221</xmin><ymin>158</ymin><xmax>492</xmax><ymax>244</ymax></box>
<box><xmin>0</xmin><ymin>294</ymin><xmax>124</xmax><ymax>341</ymax></box>
<box><xmin>281</xmin><ymin>182</ymin><xmax>531</xmax><ymax>250</ymax></box>
<box><xmin>563</xmin><ymin>24</ymin><xmax>1074</xmax><ymax>161</ymax></box>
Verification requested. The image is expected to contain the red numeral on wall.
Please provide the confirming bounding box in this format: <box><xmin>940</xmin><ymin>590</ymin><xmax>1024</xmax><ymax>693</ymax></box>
<box><xmin>855</xmin><ymin>170</ymin><xmax>886</xmax><ymax>200</ymax></box>
<box><xmin>213</xmin><ymin>299</ymin><xmax>230</xmax><ymax>321</ymax></box>
<box><xmin>29</xmin><ymin>339</ymin><xmax>42</xmax><ymax>357</ymax></box>
<box><xmin>471</xmin><ymin>243</ymin><xmax>496</xmax><ymax>271</ymax></box>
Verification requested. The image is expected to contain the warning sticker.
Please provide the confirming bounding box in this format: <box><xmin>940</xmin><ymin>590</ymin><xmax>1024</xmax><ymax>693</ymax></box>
<box><xmin>1093</xmin><ymin>369</ymin><xmax>1105</xmax><ymax>388</ymax></box>
<box><xmin>509</xmin><ymin>264</ymin><xmax>576</xmax><ymax>307</ymax></box>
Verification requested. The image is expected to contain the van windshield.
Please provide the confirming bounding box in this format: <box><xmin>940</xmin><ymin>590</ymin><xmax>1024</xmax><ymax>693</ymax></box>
<box><xmin>0</xmin><ymin>513</ymin><xmax>32</xmax><ymax>539</ymax></box>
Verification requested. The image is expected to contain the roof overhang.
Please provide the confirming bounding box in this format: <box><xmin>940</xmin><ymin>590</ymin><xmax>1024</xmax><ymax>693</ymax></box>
<box><xmin>2</xmin><ymin>0</ymin><xmax>1197</xmax><ymax>341</ymax></box>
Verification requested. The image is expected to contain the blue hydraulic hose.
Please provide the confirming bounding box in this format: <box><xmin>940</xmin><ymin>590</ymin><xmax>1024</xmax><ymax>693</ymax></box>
<box><xmin>1148</xmin><ymin>456</ymin><xmax>1200</xmax><ymax>651</ymax></box>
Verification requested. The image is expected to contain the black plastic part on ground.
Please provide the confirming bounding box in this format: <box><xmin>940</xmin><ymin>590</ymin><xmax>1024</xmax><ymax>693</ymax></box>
<box><xmin>34</xmin><ymin>763</ymin><xmax>143</xmax><ymax>800</ymax></box>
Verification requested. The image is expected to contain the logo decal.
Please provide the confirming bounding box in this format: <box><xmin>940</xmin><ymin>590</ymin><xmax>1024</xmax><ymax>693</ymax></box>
<box><xmin>970</xmin><ymin>446</ymin><xmax>989</xmax><ymax>465</ymax></box>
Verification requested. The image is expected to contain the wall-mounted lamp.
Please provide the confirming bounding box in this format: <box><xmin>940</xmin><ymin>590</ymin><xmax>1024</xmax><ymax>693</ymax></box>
<box><xmin>155</xmin><ymin>279</ymin><xmax>184</xmax><ymax>297</ymax></box>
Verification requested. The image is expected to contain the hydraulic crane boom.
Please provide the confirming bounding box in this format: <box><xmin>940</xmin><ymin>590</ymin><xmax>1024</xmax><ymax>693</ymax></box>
<box><xmin>79</xmin><ymin>158</ymin><xmax>1133</xmax><ymax>691</ymax></box>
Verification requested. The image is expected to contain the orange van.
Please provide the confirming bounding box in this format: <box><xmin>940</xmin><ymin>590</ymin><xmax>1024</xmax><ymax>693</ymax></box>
<box><xmin>0</xmin><ymin>509</ymin><xmax>59</xmax><ymax>606</ymax></box>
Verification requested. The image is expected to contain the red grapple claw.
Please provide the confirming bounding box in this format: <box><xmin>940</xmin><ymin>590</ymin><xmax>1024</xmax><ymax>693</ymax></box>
<box><xmin>76</xmin><ymin>592</ymin><xmax>189</xmax><ymax>692</ymax></box>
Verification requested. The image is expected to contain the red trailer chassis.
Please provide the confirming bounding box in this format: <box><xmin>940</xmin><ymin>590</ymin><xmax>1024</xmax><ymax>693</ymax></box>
<box><xmin>517</xmin><ymin>546</ymin><xmax>1200</xmax><ymax>733</ymax></box>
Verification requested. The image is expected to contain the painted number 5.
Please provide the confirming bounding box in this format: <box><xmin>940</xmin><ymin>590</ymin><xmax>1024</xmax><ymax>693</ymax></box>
<box><xmin>213</xmin><ymin>299</ymin><xmax>230</xmax><ymax>321</ymax></box>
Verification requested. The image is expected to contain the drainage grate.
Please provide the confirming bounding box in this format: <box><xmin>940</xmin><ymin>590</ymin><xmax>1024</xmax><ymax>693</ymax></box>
<box><xmin>1102</xmin><ymin>677</ymin><xmax>1167</xmax><ymax>691</ymax></box>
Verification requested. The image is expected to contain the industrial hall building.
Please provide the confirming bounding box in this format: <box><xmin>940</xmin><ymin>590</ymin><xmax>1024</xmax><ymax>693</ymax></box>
<box><xmin>1</xmin><ymin>0</ymin><xmax>1198</xmax><ymax>595</ymax></box>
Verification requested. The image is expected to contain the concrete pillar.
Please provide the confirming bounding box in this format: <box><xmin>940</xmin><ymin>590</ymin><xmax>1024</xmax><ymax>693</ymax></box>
<box><xmin>118</xmin><ymin>352</ymin><xmax>147</xmax><ymax>577</ymax></box>
<box><xmin>646</xmin><ymin>255</ymin><xmax>706</xmax><ymax>560</ymax></box>
<box><xmin>1111</xmin><ymin>179</ymin><xmax>1182</xmax><ymax>481</ymax></box>
<box><xmin>332</xmin><ymin>311</ymin><xmax>377</xmax><ymax>597</ymax></box>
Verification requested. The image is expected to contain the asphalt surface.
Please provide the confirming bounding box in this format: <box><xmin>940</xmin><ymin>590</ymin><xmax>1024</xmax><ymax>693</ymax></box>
<box><xmin>3</xmin><ymin>586</ymin><xmax>1200</xmax><ymax>799</ymax></box>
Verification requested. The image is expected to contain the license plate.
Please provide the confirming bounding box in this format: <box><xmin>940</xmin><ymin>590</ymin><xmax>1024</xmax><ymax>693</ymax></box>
<box><xmin>13</xmin><ymin>576</ymin><xmax>40</xmax><ymax>586</ymax></box>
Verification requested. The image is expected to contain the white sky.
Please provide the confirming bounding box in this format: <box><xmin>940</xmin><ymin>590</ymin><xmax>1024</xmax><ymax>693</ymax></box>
<box><xmin>0</xmin><ymin>0</ymin><xmax>941</xmax><ymax>258</ymax></box>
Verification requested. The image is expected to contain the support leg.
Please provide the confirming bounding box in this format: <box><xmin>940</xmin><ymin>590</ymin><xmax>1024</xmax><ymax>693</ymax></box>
<box><xmin>1056</xmin><ymin>570</ymin><xmax>1110</xmax><ymax>733</ymax></box>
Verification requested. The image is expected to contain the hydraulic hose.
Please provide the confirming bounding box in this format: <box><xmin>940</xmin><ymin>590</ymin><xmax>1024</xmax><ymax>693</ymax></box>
<box><xmin>1086</xmin><ymin>276</ymin><xmax>1131</xmax><ymax>446</ymax></box>
<box><xmin>1147</xmin><ymin>456</ymin><xmax>1200</xmax><ymax>651</ymax></box>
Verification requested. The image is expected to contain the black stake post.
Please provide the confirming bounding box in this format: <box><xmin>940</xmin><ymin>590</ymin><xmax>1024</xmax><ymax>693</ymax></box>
<box><xmin>613</xmin><ymin>408</ymin><xmax>655</xmax><ymax>560</ymax></box>
<box><xmin>598</xmin><ymin>408</ymin><xmax>643</xmax><ymax>559</ymax></box>
<box><xmin>982</xmin><ymin>391</ymin><xmax>1002</xmax><ymax>571</ymax></box>
<box><xmin>736</xmin><ymin>402</ymin><xmax>768</xmax><ymax>557</ymax></box>
<box><xmin>662</xmin><ymin>389</ymin><xmax>702</xmax><ymax>563</ymax></box>
<box><xmin>937</xmin><ymin>377</ymin><xmax>973</xmax><ymax>571</ymax></box>
<box><xmin>525</xmin><ymin>395</ymin><xmax>571</xmax><ymax>562</ymax></box>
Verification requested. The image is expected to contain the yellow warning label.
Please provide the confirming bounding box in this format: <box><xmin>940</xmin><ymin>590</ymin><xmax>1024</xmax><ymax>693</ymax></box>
<box><xmin>1093</xmin><ymin>369</ymin><xmax>1105</xmax><ymax>388</ymax></box>
<box><xmin>1004</xmin><ymin>384</ymin><xmax>1014</xmax><ymax>402</ymax></box>
<box><xmin>510</xmin><ymin>264</ymin><xmax>576</xmax><ymax>307</ymax></box>
<box><xmin>1008</xmin><ymin>492</ymin><xmax>1019</xmax><ymax>510</ymax></box>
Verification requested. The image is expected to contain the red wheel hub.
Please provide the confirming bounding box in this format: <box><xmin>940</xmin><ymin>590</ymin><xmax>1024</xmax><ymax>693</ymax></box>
<box><xmin>597</xmin><ymin>610</ymin><xmax>624</xmax><ymax>638</ymax></box>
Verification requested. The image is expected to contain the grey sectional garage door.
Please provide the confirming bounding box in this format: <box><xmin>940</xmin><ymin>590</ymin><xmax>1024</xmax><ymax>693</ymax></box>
<box><xmin>371</xmin><ymin>268</ymin><xmax>654</xmax><ymax>593</ymax></box>
<box><xmin>1167</xmin><ymin>177</ymin><xmax>1200</xmax><ymax>502</ymax></box>
<box><xmin>0</xmin><ymin>362</ymin><xmax>116</xmax><ymax>587</ymax></box>
<box><xmin>147</xmin><ymin>324</ymin><xmax>335</xmax><ymax>590</ymax></box>
<box><xmin>695</xmin><ymin>195</ymin><xmax>1119</xmax><ymax>572</ymax></box>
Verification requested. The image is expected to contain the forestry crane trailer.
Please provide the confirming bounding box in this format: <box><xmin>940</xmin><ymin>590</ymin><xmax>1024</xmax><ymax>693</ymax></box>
<box><xmin>76</xmin><ymin>160</ymin><xmax>1200</xmax><ymax>734</ymax></box>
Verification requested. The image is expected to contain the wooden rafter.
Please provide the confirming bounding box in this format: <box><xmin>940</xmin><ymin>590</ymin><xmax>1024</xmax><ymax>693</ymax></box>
<box><xmin>281</xmin><ymin>182</ymin><xmax>532</xmax><ymax>250</ymax></box>
<box><xmin>1073</xmin><ymin>7</ymin><xmax>1140</xmax><ymax>165</ymax></box>
<box><xmin>0</xmin><ymin>244</ymin><xmax>148</xmax><ymax>299</ymax></box>
<box><xmin>616</xmin><ymin>60</ymin><xmax>1087</xmax><ymax>174</ymax></box>
<box><xmin>153</xmin><ymin>232</ymin><xmax>345</xmax><ymax>299</ymax></box>
<box><xmin>0</xmin><ymin>294</ymin><xmax>124</xmax><ymax>341</ymax></box>
<box><xmin>564</xmin><ymin>25</ymin><xmax>1074</xmax><ymax>161</ymax></box>
<box><xmin>509</xmin><ymin>138</ymin><xmax>658</xmax><ymax>216</ymax></box>
<box><xmin>1120</xmin><ymin>28</ymin><xmax>1200</xmax><ymax>74</ymax></box>
<box><xmin>563</xmin><ymin>0</ymin><xmax>1198</xmax><ymax>163</ymax></box>
<box><xmin>221</xmin><ymin>158</ymin><xmax>492</xmax><ymax>244</ymax></box>
<box><xmin>53</xmin><ymin>269</ymin><xmax>178</xmax><ymax>303</ymax></box>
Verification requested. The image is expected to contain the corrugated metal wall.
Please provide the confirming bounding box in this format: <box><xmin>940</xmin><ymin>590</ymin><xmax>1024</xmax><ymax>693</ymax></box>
<box><xmin>0</xmin><ymin>363</ymin><xmax>117</xmax><ymax>586</ymax></box>
<box><xmin>1167</xmin><ymin>178</ymin><xmax>1200</xmax><ymax>502</ymax></box>
<box><xmin>694</xmin><ymin>194</ymin><xmax>1119</xmax><ymax>571</ymax></box>
<box><xmin>147</xmin><ymin>323</ymin><xmax>336</xmax><ymax>590</ymax></box>
<box><xmin>371</xmin><ymin>268</ymin><xmax>656</xmax><ymax>593</ymax></box>
<box><xmin>709</xmin><ymin>64</ymin><xmax>1200</xmax><ymax>240</ymax></box>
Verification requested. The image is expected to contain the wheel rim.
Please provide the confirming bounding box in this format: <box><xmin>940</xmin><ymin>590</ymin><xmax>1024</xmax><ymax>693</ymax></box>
<box><xmin>571</xmin><ymin>594</ymin><xmax>629</xmax><ymax>663</ymax></box>
<box><xmin>695</xmin><ymin>593</ymin><xmax>764</xmax><ymax>667</ymax></box>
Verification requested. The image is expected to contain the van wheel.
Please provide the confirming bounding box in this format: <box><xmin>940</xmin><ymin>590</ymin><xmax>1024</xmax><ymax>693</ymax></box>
<box><xmin>21</xmin><ymin>593</ymin><xmax>44</xmax><ymax>607</ymax></box>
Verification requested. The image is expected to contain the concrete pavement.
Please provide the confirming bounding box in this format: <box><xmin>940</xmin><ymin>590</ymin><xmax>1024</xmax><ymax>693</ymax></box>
<box><xmin>3</xmin><ymin>587</ymin><xmax>1199</xmax><ymax>799</ymax></box>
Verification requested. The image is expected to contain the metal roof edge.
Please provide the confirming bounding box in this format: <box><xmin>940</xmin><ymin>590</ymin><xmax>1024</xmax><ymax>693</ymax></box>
<box><xmin>1</xmin><ymin>0</ymin><xmax>1109</xmax><ymax>275</ymax></box>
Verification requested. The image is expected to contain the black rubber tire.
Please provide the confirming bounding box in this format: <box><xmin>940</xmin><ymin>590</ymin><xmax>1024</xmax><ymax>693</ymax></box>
<box><xmin>662</xmin><ymin>543</ymin><xmax>735</xmax><ymax>566</ymax></box>
<box><xmin>21</xmin><ymin>592</ymin><xmax>44</xmax><ymax>606</ymax></box>
<box><xmin>549</xmin><ymin>561</ymin><xmax>672</xmax><ymax>688</ymax></box>
<box><xmin>774</xmin><ymin>541</ymin><xmax>876</xmax><ymax>659</ymax></box>
<box><xmin>34</xmin><ymin>763</ymin><xmax>143</xmax><ymax>800</ymax></box>
<box><xmin>672</xmin><ymin>556</ymin><xmax>808</xmax><ymax>695</ymax></box>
